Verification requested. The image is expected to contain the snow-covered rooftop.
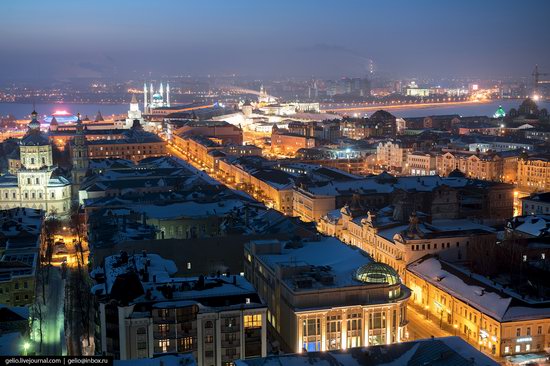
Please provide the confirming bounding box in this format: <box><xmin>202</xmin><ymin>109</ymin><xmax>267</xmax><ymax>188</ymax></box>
<box><xmin>408</xmin><ymin>256</ymin><xmax>550</xmax><ymax>322</ymax></box>
<box><xmin>235</xmin><ymin>336</ymin><xmax>498</xmax><ymax>366</ymax></box>
<box><xmin>103</xmin><ymin>252</ymin><xmax>177</xmax><ymax>294</ymax></box>
<box><xmin>507</xmin><ymin>215</ymin><xmax>550</xmax><ymax>237</ymax></box>
<box><xmin>250</xmin><ymin>237</ymin><xmax>373</xmax><ymax>289</ymax></box>
<box><xmin>114</xmin><ymin>354</ymin><xmax>196</xmax><ymax>366</ymax></box>
<box><xmin>132</xmin><ymin>199</ymin><xmax>247</xmax><ymax>220</ymax></box>
<box><xmin>298</xmin><ymin>174</ymin><xmax>504</xmax><ymax>197</ymax></box>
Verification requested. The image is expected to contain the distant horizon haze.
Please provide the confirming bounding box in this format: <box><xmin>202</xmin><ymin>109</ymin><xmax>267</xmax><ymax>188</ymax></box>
<box><xmin>1</xmin><ymin>0</ymin><xmax>549</xmax><ymax>82</ymax></box>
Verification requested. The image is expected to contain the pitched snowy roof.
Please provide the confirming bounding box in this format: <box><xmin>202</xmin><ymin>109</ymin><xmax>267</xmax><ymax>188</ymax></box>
<box><xmin>104</xmin><ymin>253</ymin><xmax>177</xmax><ymax>294</ymax></box>
<box><xmin>408</xmin><ymin>256</ymin><xmax>550</xmax><ymax>322</ymax></box>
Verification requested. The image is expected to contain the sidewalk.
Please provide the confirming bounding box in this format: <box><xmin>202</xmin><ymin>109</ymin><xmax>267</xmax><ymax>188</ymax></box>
<box><xmin>407</xmin><ymin>303</ymin><xmax>505</xmax><ymax>364</ymax></box>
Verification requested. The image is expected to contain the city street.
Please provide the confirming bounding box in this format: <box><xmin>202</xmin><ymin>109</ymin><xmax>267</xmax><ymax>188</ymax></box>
<box><xmin>407</xmin><ymin>305</ymin><xmax>452</xmax><ymax>341</ymax></box>
<box><xmin>37</xmin><ymin>266</ymin><xmax>65</xmax><ymax>355</ymax></box>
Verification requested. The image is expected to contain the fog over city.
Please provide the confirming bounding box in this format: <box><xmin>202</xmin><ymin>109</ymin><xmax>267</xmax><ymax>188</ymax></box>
<box><xmin>1</xmin><ymin>0</ymin><xmax>550</xmax><ymax>81</ymax></box>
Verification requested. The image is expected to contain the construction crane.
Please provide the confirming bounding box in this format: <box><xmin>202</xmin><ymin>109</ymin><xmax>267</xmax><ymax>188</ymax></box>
<box><xmin>532</xmin><ymin>64</ymin><xmax>549</xmax><ymax>85</ymax></box>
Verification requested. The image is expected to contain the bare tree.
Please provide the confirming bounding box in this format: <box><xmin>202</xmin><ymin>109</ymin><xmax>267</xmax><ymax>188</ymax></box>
<box><xmin>32</xmin><ymin>265</ymin><xmax>47</xmax><ymax>352</ymax></box>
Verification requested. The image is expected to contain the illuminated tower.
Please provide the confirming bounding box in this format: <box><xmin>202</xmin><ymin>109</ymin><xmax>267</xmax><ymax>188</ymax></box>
<box><xmin>143</xmin><ymin>83</ymin><xmax>148</xmax><ymax>113</ymax></box>
<box><xmin>160</xmin><ymin>82</ymin><xmax>164</xmax><ymax>99</ymax></box>
<box><xmin>167</xmin><ymin>82</ymin><xmax>170</xmax><ymax>107</ymax></box>
<box><xmin>150</xmin><ymin>83</ymin><xmax>154</xmax><ymax>106</ymax></box>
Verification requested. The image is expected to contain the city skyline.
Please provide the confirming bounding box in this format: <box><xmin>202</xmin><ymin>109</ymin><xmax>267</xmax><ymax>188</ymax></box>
<box><xmin>1</xmin><ymin>2</ymin><xmax>550</xmax><ymax>365</ymax></box>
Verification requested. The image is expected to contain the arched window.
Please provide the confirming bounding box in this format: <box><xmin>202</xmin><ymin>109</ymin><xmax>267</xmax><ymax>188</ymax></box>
<box><xmin>205</xmin><ymin>321</ymin><xmax>213</xmax><ymax>329</ymax></box>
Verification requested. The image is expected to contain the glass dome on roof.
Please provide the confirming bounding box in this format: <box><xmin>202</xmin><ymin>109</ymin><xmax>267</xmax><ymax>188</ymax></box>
<box><xmin>355</xmin><ymin>262</ymin><xmax>400</xmax><ymax>285</ymax></box>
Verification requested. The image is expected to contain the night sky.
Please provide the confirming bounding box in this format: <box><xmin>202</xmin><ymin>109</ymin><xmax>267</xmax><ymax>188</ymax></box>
<box><xmin>1</xmin><ymin>0</ymin><xmax>550</xmax><ymax>80</ymax></box>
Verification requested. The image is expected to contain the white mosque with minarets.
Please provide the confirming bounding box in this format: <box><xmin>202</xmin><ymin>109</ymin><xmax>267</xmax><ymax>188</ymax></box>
<box><xmin>143</xmin><ymin>82</ymin><xmax>170</xmax><ymax>113</ymax></box>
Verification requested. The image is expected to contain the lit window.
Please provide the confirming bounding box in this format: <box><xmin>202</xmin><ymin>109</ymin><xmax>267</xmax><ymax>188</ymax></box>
<box><xmin>244</xmin><ymin>314</ymin><xmax>262</xmax><ymax>328</ymax></box>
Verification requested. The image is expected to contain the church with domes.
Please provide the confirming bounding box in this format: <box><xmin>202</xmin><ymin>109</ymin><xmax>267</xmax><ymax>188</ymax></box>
<box><xmin>0</xmin><ymin>110</ymin><xmax>71</xmax><ymax>216</ymax></box>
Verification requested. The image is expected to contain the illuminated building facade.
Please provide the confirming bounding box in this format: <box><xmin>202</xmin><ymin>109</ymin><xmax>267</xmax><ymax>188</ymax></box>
<box><xmin>407</xmin><ymin>255</ymin><xmax>550</xmax><ymax>357</ymax></box>
<box><xmin>84</xmin><ymin>122</ymin><xmax>167</xmax><ymax>163</ymax></box>
<box><xmin>517</xmin><ymin>155</ymin><xmax>550</xmax><ymax>193</ymax></box>
<box><xmin>0</xmin><ymin>111</ymin><xmax>71</xmax><ymax>216</ymax></box>
<box><xmin>244</xmin><ymin>238</ymin><xmax>410</xmax><ymax>353</ymax></box>
<box><xmin>406</xmin><ymin>152</ymin><xmax>436</xmax><ymax>176</ymax></box>
<box><xmin>326</xmin><ymin>210</ymin><xmax>497</xmax><ymax>277</ymax></box>
<box><xmin>271</xmin><ymin>126</ymin><xmax>316</xmax><ymax>156</ymax></box>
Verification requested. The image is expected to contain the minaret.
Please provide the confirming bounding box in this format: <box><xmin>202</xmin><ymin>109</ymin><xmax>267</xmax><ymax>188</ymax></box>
<box><xmin>160</xmin><ymin>82</ymin><xmax>164</xmax><ymax>99</ymax></box>
<box><xmin>166</xmin><ymin>83</ymin><xmax>170</xmax><ymax>107</ymax></box>
<box><xmin>143</xmin><ymin>83</ymin><xmax>148</xmax><ymax>113</ymax></box>
<box><xmin>150</xmin><ymin>83</ymin><xmax>154</xmax><ymax>106</ymax></box>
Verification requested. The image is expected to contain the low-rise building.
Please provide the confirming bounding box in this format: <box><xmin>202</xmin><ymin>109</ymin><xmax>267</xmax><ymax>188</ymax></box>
<box><xmin>174</xmin><ymin>120</ymin><xmax>243</xmax><ymax>146</ymax></box>
<box><xmin>244</xmin><ymin>237</ymin><xmax>410</xmax><ymax>353</ymax></box>
<box><xmin>521</xmin><ymin>193</ymin><xmax>550</xmax><ymax>216</ymax></box>
<box><xmin>0</xmin><ymin>208</ymin><xmax>43</xmax><ymax>307</ymax></box>
<box><xmin>294</xmin><ymin>173</ymin><xmax>513</xmax><ymax>224</ymax></box>
<box><xmin>406</xmin><ymin>152</ymin><xmax>436</xmax><ymax>176</ymax></box>
<box><xmin>85</xmin><ymin>123</ymin><xmax>167</xmax><ymax>163</ymax></box>
<box><xmin>271</xmin><ymin>127</ymin><xmax>316</xmax><ymax>156</ymax></box>
<box><xmin>92</xmin><ymin>251</ymin><xmax>267</xmax><ymax>364</ymax></box>
<box><xmin>407</xmin><ymin>255</ymin><xmax>550</xmax><ymax>357</ymax></box>
<box><xmin>517</xmin><ymin>155</ymin><xmax>550</xmax><ymax>193</ymax></box>
<box><xmin>235</xmin><ymin>336</ymin><xmax>499</xmax><ymax>366</ymax></box>
<box><xmin>320</xmin><ymin>206</ymin><xmax>496</xmax><ymax>277</ymax></box>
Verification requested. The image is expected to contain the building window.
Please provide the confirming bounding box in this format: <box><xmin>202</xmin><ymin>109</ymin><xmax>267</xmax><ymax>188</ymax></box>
<box><xmin>179</xmin><ymin>336</ymin><xmax>194</xmax><ymax>352</ymax></box>
<box><xmin>244</xmin><ymin>314</ymin><xmax>262</xmax><ymax>328</ymax></box>
<box><xmin>205</xmin><ymin>321</ymin><xmax>213</xmax><ymax>329</ymax></box>
<box><xmin>137</xmin><ymin>327</ymin><xmax>146</xmax><ymax>335</ymax></box>
<box><xmin>527</xmin><ymin>327</ymin><xmax>531</xmax><ymax>336</ymax></box>
<box><xmin>205</xmin><ymin>335</ymin><xmax>213</xmax><ymax>343</ymax></box>
<box><xmin>515</xmin><ymin>345</ymin><xmax>520</xmax><ymax>353</ymax></box>
<box><xmin>137</xmin><ymin>342</ymin><xmax>147</xmax><ymax>350</ymax></box>
<box><xmin>158</xmin><ymin>339</ymin><xmax>170</xmax><ymax>353</ymax></box>
<box><xmin>516</xmin><ymin>328</ymin><xmax>521</xmax><ymax>337</ymax></box>
<box><xmin>158</xmin><ymin>324</ymin><xmax>169</xmax><ymax>335</ymax></box>
<box><xmin>302</xmin><ymin>318</ymin><xmax>321</xmax><ymax>352</ymax></box>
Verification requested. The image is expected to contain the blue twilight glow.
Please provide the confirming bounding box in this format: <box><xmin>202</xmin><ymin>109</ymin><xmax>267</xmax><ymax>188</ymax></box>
<box><xmin>0</xmin><ymin>0</ymin><xmax>549</xmax><ymax>80</ymax></box>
